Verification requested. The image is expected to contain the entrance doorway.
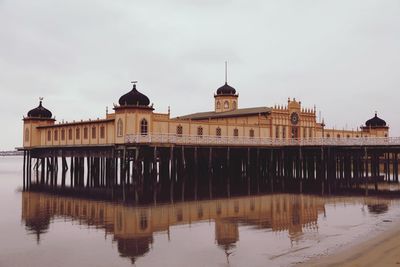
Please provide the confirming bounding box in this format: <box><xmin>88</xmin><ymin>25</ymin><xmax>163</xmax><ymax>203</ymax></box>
<box><xmin>291</xmin><ymin>127</ymin><xmax>298</xmax><ymax>139</ymax></box>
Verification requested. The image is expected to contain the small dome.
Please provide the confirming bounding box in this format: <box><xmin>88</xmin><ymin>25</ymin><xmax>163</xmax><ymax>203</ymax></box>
<box><xmin>27</xmin><ymin>100</ymin><xmax>52</xmax><ymax>119</ymax></box>
<box><xmin>365</xmin><ymin>112</ymin><xmax>386</xmax><ymax>127</ymax></box>
<box><xmin>216</xmin><ymin>82</ymin><xmax>236</xmax><ymax>95</ymax></box>
<box><xmin>118</xmin><ymin>83</ymin><xmax>150</xmax><ymax>106</ymax></box>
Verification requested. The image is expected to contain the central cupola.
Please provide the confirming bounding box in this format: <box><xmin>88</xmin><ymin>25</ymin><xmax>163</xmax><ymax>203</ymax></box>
<box><xmin>214</xmin><ymin>62</ymin><xmax>238</xmax><ymax>113</ymax></box>
<box><xmin>118</xmin><ymin>82</ymin><xmax>151</xmax><ymax>107</ymax></box>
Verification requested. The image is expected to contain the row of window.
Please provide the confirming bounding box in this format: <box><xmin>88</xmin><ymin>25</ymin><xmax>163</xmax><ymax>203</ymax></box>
<box><xmin>324</xmin><ymin>134</ymin><xmax>389</xmax><ymax>138</ymax></box>
<box><xmin>116</xmin><ymin>118</ymin><xmax>148</xmax><ymax>137</ymax></box>
<box><xmin>275</xmin><ymin>126</ymin><xmax>313</xmax><ymax>139</ymax></box>
<box><xmin>176</xmin><ymin>125</ymin><xmax>255</xmax><ymax>138</ymax></box>
<box><xmin>216</xmin><ymin>100</ymin><xmax>236</xmax><ymax>109</ymax></box>
<box><xmin>46</xmin><ymin>126</ymin><xmax>106</xmax><ymax>142</ymax></box>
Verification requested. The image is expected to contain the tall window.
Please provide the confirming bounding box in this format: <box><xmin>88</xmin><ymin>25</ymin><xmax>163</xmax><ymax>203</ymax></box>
<box><xmin>91</xmin><ymin>126</ymin><xmax>96</xmax><ymax>139</ymax></box>
<box><xmin>117</xmin><ymin>119</ymin><xmax>123</xmax><ymax>137</ymax></box>
<box><xmin>216</xmin><ymin>101</ymin><xmax>221</xmax><ymax>109</ymax></box>
<box><xmin>47</xmin><ymin>130</ymin><xmax>51</xmax><ymax>141</ymax></box>
<box><xmin>282</xmin><ymin>127</ymin><xmax>286</xmax><ymax>138</ymax></box>
<box><xmin>76</xmin><ymin>128</ymin><xmax>80</xmax><ymax>139</ymax></box>
<box><xmin>303</xmin><ymin>128</ymin><xmax>307</xmax><ymax>138</ymax></box>
<box><xmin>68</xmin><ymin>128</ymin><xmax>72</xmax><ymax>140</ymax></box>
<box><xmin>25</xmin><ymin>128</ymin><xmax>29</xmax><ymax>142</ymax></box>
<box><xmin>54</xmin><ymin>130</ymin><xmax>58</xmax><ymax>141</ymax></box>
<box><xmin>61</xmin><ymin>129</ymin><xmax>65</xmax><ymax>140</ymax></box>
<box><xmin>197</xmin><ymin>126</ymin><xmax>203</xmax><ymax>137</ymax></box>
<box><xmin>249</xmin><ymin>129</ymin><xmax>255</xmax><ymax>138</ymax></box>
<box><xmin>176</xmin><ymin>125</ymin><xmax>183</xmax><ymax>136</ymax></box>
<box><xmin>275</xmin><ymin>126</ymin><xmax>279</xmax><ymax>139</ymax></box>
<box><xmin>224</xmin><ymin>101</ymin><xmax>229</xmax><ymax>109</ymax></box>
<box><xmin>337</xmin><ymin>134</ymin><xmax>341</xmax><ymax>139</ymax></box>
<box><xmin>216</xmin><ymin>127</ymin><xmax>221</xmax><ymax>137</ymax></box>
<box><xmin>233</xmin><ymin>128</ymin><xmax>239</xmax><ymax>137</ymax></box>
<box><xmin>140</xmin><ymin>119</ymin><xmax>148</xmax><ymax>135</ymax></box>
<box><xmin>100</xmin><ymin>126</ymin><xmax>105</xmax><ymax>139</ymax></box>
<box><xmin>83</xmin><ymin>127</ymin><xmax>88</xmax><ymax>139</ymax></box>
<box><xmin>140</xmin><ymin>212</ymin><xmax>148</xmax><ymax>230</ymax></box>
<box><xmin>233</xmin><ymin>101</ymin><xmax>237</xmax><ymax>109</ymax></box>
<box><xmin>309</xmin><ymin>128</ymin><xmax>313</xmax><ymax>138</ymax></box>
<box><xmin>326</xmin><ymin>133</ymin><xmax>330</xmax><ymax>138</ymax></box>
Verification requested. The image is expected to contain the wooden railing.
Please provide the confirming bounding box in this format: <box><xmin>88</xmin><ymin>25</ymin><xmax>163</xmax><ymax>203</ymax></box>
<box><xmin>125</xmin><ymin>134</ymin><xmax>400</xmax><ymax>147</ymax></box>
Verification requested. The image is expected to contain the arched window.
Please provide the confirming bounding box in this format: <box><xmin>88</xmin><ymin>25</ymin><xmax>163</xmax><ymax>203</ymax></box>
<box><xmin>176</xmin><ymin>125</ymin><xmax>183</xmax><ymax>136</ymax></box>
<box><xmin>25</xmin><ymin>128</ymin><xmax>29</xmax><ymax>142</ymax></box>
<box><xmin>197</xmin><ymin>126</ymin><xmax>203</xmax><ymax>137</ymax></box>
<box><xmin>233</xmin><ymin>128</ymin><xmax>239</xmax><ymax>137</ymax></box>
<box><xmin>197</xmin><ymin>207</ymin><xmax>203</xmax><ymax>219</ymax></box>
<box><xmin>91</xmin><ymin>126</ymin><xmax>96</xmax><ymax>139</ymax></box>
<box><xmin>117</xmin><ymin>119</ymin><xmax>123</xmax><ymax>137</ymax></box>
<box><xmin>309</xmin><ymin>128</ymin><xmax>313</xmax><ymax>138</ymax></box>
<box><xmin>140</xmin><ymin>212</ymin><xmax>148</xmax><ymax>230</ymax></box>
<box><xmin>249</xmin><ymin>129</ymin><xmax>255</xmax><ymax>138</ymax></box>
<box><xmin>176</xmin><ymin>209</ymin><xmax>183</xmax><ymax>222</ymax></box>
<box><xmin>100</xmin><ymin>126</ymin><xmax>105</xmax><ymax>139</ymax></box>
<box><xmin>47</xmin><ymin>130</ymin><xmax>51</xmax><ymax>141</ymax></box>
<box><xmin>234</xmin><ymin>201</ymin><xmax>239</xmax><ymax>213</ymax></box>
<box><xmin>224</xmin><ymin>101</ymin><xmax>229</xmax><ymax>109</ymax></box>
<box><xmin>54</xmin><ymin>130</ymin><xmax>58</xmax><ymax>141</ymax></box>
<box><xmin>83</xmin><ymin>127</ymin><xmax>88</xmax><ymax>139</ymax></box>
<box><xmin>61</xmin><ymin>129</ymin><xmax>65</xmax><ymax>140</ymax></box>
<box><xmin>356</xmin><ymin>135</ymin><xmax>359</xmax><ymax>138</ymax></box>
<box><xmin>216</xmin><ymin>101</ymin><xmax>221</xmax><ymax>109</ymax></box>
<box><xmin>232</xmin><ymin>101</ymin><xmax>237</xmax><ymax>109</ymax></box>
<box><xmin>140</xmin><ymin>119</ymin><xmax>148</xmax><ymax>135</ymax></box>
<box><xmin>216</xmin><ymin>127</ymin><xmax>221</xmax><ymax>138</ymax></box>
<box><xmin>276</xmin><ymin>126</ymin><xmax>279</xmax><ymax>139</ymax></box>
<box><xmin>346</xmin><ymin>134</ymin><xmax>350</xmax><ymax>138</ymax></box>
<box><xmin>76</xmin><ymin>128</ymin><xmax>80</xmax><ymax>139</ymax></box>
<box><xmin>68</xmin><ymin>128</ymin><xmax>73</xmax><ymax>140</ymax></box>
<box><xmin>337</xmin><ymin>134</ymin><xmax>341</xmax><ymax>138</ymax></box>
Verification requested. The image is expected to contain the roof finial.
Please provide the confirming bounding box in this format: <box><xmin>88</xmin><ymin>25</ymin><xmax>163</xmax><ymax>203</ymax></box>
<box><xmin>225</xmin><ymin>61</ymin><xmax>228</xmax><ymax>84</ymax></box>
<box><xmin>375</xmin><ymin>110</ymin><xmax>377</xmax><ymax>116</ymax></box>
<box><xmin>131</xmin><ymin>81</ymin><xmax>137</xmax><ymax>90</ymax></box>
<box><xmin>39</xmin><ymin>96</ymin><xmax>44</xmax><ymax>105</ymax></box>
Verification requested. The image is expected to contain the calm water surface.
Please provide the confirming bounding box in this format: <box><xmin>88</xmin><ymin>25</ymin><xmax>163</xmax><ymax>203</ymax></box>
<box><xmin>1</xmin><ymin>156</ymin><xmax>400</xmax><ymax>267</ymax></box>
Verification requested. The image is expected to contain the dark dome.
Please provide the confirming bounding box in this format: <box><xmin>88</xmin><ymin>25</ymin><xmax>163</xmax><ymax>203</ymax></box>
<box><xmin>365</xmin><ymin>112</ymin><xmax>386</xmax><ymax>127</ymax></box>
<box><xmin>27</xmin><ymin>100</ymin><xmax>52</xmax><ymax>119</ymax></box>
<box><xmin>118</xmin><ymin>84</ymin><xmax>150</xmax><ymax>106</ymax></box>
<box><xmin>216</xmin><ymin>82</ymin><xmax>236</xmax><ymax>95</ymax></box>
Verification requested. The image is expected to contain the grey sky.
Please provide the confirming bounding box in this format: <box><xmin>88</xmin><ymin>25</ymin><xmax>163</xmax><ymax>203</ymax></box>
<box><xmin>1</xmin><ymin>0</ymin><xmax>399</xmax><ymax>150</ymax></box>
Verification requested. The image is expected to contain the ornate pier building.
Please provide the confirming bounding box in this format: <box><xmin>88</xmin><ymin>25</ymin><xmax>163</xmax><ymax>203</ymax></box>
<box><xmin>19</xmin><ymin>80</ymin><xmax>399</xmax><ymax>199</ymax></box>
<box><xmin>22</xmin><ymin>81</ymin><xmax>389</xmax><ymax>149</ymax></box>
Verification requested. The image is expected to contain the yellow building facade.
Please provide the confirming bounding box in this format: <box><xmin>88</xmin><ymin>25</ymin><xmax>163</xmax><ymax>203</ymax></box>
<box><xmin>22</xmin><ymin>82</ymin><xmax>389</xmax><ymax>148</ymax></box>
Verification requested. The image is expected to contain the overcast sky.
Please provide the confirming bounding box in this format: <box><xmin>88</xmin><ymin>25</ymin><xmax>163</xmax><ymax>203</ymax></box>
<box><xmin>1</xmin><ymin>0</ymin><xmax>399</xmax><ymax>150</ymax></box>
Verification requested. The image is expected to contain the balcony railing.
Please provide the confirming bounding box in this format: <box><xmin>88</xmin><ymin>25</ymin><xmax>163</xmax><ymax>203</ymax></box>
<box><xmin>125</xmin><ymin>134</ymin><xmax>400</xmax><ymax>147</ymax></box>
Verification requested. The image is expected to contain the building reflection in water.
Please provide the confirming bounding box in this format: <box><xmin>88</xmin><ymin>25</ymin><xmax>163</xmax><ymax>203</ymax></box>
<box><xmin>21</xmin><ymin>192</ymin><xmax>389</xmax><ymax>264</ymax></box>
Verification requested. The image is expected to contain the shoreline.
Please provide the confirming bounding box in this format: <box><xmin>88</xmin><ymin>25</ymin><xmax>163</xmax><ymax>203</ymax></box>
<box><xmin>296</xmin><ymin>219</ymin><xmax>400</xmax><ymax>267</ymax></box>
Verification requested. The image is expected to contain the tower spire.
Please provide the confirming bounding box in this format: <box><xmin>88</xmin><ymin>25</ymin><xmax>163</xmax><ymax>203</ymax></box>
<box><xmin>131</xmin><ymin>80</ymin><xmax>137</xmax><ymax>90</ymax></box>
<box><xmin>225</xmin><ymin>61</ymin><xmax>227</xmax><ymax>84</ymax></box>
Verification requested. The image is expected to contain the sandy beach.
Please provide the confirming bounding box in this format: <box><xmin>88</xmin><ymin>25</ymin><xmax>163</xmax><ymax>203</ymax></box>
<box><xmin>298</xmin><ymin>222</ymin><xmax>400</xmax><ymax>267</ymax></box>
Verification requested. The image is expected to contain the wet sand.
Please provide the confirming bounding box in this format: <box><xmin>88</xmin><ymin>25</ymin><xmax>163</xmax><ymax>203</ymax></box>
<box><xmin>299</xmin><ymin>222</ymin><xmax>400</xmax><ymax>267</ymax></box>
